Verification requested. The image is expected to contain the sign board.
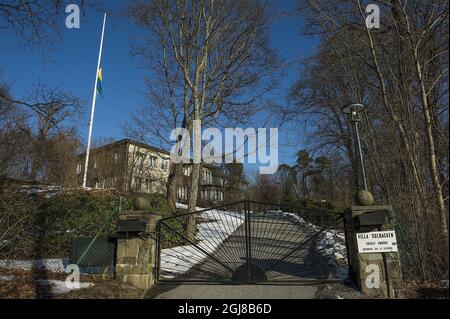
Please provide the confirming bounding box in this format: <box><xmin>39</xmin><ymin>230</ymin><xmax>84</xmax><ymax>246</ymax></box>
<box><xmin>356</xmin><ymin>231</ymin><xmax>398</xmax><ymax>253</ymax></box>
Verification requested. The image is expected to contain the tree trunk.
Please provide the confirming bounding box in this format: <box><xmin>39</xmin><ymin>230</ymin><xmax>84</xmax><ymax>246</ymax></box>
<box><xmin>167</xmin><ymin>162</ymin><xmax>183</xmax><ymax>215</ymax></box>
<box><xmin>413</xmin><ymin>50</ymin><xmax>449</xmax><ymax>239</ymax></box>
<box><xmin>186</xmin><ymin>100</ymin><xmax>202</xmax><ymax>240</ymax></box>
<box><xmin>31</xmin><ymin>130</ymin><xmax>46</xmax><ymax>181</ymax></box>
<box><xmin>186</xmin><ymin>163</ymin><xmax>201</xmax><ymax>241</ymax></box>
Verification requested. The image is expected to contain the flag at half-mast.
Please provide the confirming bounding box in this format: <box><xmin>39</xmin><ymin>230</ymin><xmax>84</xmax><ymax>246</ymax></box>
<box><xmin>96</xmin><ymin>67</ymin><xmax>103</xmax><ymax>96</ymax></box>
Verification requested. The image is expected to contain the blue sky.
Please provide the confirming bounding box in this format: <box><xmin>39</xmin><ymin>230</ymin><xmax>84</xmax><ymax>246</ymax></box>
<box><xmin>0</xmin><ymin>0</ymin><xmax>319</xmax><ymax>171</ymax></box>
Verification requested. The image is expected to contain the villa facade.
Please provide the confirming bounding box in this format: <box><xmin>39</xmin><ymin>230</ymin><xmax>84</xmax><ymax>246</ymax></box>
<box><xmin>77</xmin><ymin>139</ymin><xmax>225</xmax><ymax>205</ymax></box>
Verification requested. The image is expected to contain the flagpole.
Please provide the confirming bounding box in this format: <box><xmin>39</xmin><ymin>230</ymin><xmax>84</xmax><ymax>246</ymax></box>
<box><xmin>83</xmin><ymin>12</ymin><xmax>107</xmax><ymax>188</ymax></box>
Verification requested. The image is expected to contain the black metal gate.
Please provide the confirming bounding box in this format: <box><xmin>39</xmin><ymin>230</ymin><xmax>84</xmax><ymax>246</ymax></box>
<box><xmin>156</xmin><ymin>200</ymin><xmax>348</xmax><ymax>284</ymax></box>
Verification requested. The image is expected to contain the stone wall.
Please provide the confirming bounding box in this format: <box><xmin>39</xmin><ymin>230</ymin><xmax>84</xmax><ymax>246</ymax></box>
<box><xmin>115</xmin><ymin>211</ymin><xmax>160</xmax><ymax>290</ymax></box>
<box><xmin>344</xmin><ymin>205</ymin><xmax>404</xmax><ymax>298</ymax></box>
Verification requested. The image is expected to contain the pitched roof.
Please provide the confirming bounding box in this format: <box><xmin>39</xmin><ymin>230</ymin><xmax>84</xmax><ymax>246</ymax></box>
<box><xmin>77</xmin><ymin>139</ymin><xmax>169</xmax><ymax>156</ymax></box>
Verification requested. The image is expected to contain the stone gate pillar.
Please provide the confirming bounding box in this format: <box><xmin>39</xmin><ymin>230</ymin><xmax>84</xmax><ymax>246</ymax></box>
<box><xmin>344</xmin><ymin>204</ymin><xmax>405</xmax><ymax>298</ymax></box>
<box><xmin>115</xmin><ymin>210</ymin><xmax>161</xmax><ymax>290</ymax></box>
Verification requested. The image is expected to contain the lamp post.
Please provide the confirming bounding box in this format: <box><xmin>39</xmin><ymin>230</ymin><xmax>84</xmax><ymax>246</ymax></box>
<box><xmin>341</xmin><ymin>103</ymin><xmax>368</xmax><ymax>191</ymax></box>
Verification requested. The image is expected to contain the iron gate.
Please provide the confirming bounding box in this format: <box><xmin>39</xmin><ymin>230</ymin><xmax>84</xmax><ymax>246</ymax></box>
<box><xmin>155</xmin><ymin>200</ymin><xmax>348</xmax><ymax>284</ymax></box>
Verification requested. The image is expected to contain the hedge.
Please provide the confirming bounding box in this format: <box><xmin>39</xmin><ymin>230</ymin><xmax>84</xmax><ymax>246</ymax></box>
<box><xmin>0</xmin><ymin>190</ymin><xmax>133</xmax><ymax>260</ymax></box>
<box><xmin>0</xmin><ymin>190</ymin><xmax>189</xmax><ymax>260</ymax></box>
<box><xmin>134</xmin><ymin>192</ymin><xmax>187</xmax><ymax>249</ymax></box>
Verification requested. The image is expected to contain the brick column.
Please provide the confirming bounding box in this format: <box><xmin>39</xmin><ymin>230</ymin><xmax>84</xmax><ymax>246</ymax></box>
<box><xmin>344</xmin><ymin>205</ymin><xmax>404</xmax><ymax>298</ymax></box>
<box><xmin>115</xmin><ymin>211</ymin><xmax>161</xmax><ymax>290</ymax></box>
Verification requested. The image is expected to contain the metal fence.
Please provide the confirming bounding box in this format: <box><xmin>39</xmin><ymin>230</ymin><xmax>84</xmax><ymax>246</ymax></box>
<box><xmin>71</xmin><ymin>236</ymin><xmax>117</xmax><ymax>274</ymax></box>
<box><xmin>68</xmin><ymin>198</ymin><xmax>123</xmax><ymax>275</ymax></box>
<box><xmin>156</xmin><ymin>200</ymin><xmax>349</xmax><ymax>284</ymax></box>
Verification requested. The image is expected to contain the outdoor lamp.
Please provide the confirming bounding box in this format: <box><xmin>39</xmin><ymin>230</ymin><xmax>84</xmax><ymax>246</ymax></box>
<box><xmin>341</xmin><ymin>103</ymin><xmax>373</xmax><ymax>205</ymax></box>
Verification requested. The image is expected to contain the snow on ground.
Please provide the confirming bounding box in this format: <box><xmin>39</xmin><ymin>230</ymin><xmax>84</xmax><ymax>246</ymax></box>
<box><xmin>36</xmin><ymin>279</ymin><xmax>94</xmax><ymax>295</ymax></box>
<box><xmin>18</xmin><ymin>185</ymin><xmax>63</xmax><ymax>198</ymax></box>
<box><xmin>270</xmin><ymin>209</ymin><xmax>348</xmax><ymax>280</ymax></box>
<box><xmin>1</xmin><ymin>205</ymin><xmax>347</xmax><ymax>281</ymax></box>
<box><xmin>0</xmin><ymin>259</ymin><xmax>112</xmax><ymax>276</ymax></box>
<box><xmin>279</xmin><ymin>211</ymin><xmax>306</xmax><ymax>224</ymax></box>
<box><xmin>160</xmin><ymin>205</ymin><xmax>245</xmax><ymax>278</ymax></box>
<box><xmin>317</xmin><ymin>229</ymin><xmax>349</xmax><ymax>280</ymax></box>
<box><xmin>0</xmin><ymin>275</ymin><xmax>15</xmax><ymax>282</ymax></box>
<box><xmin>161</xmin><ymin>205</ymin><xmax>348</xmax><ymax>280</ymax></box>
<box><xmin>175</xmin><ymin>203</ymin><xmax>205</xmax><ymax>211</ymax></box>
<box><xmin>0</xmin><ymin>259</ymin><xmax>67</xmax><ymax>273</ymax></box>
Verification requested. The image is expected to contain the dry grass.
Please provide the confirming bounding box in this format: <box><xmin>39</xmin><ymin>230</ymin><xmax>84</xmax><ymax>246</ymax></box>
<box><xmin>0</xmin><ymin>268</ymin><xmax>145</xmax><ymax>299</ymax></box>
<box><xmin>404</xmin><ymin>281</ymin><xmax>449</xmax><ymax>299</ymax></box>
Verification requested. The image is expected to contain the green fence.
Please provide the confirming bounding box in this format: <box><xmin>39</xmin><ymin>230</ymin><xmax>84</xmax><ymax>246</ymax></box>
<box><xmin>71</xmin><ymin>236</ymin><xmax>117</xmax><ymax>274</ymax></box>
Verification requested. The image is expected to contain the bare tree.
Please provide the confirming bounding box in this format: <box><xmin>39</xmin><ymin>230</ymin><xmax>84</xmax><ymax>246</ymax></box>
<box><xmin>0</xmin><ymin>82</ymin><xmax>32</xmax><ymax>180</ymax></box>
<box><xmin>286</xmin><ymin>0</ymin><xmax>449</xmax><ymax>281</ymax></box>
<box><xmin>0</xmin><ymin>82</ymin><xmax>81</xmax><ymax>181</ymax></box>
<box><xmin>0</xmin><ymin>0</ymin><xmax>104</xmax><ymax>54</ymax></box>
<box><xmin>45</xmin><ymin>129</ymin><xmax>82</xmax><ymax>187</ymax></box>
<box><xmin>126</xmin><ymin>0</ymin><xmax>278</xmax><ymax>224</ymax></box>
<box><xmin>0</xmin><ymin>1</ymin><xmax>106</xmax><ymax>183</ymax></box>
<box><xmin>0</xmin><ymin>0</ymin><xmax>64</xmax><ymax>51</ymax></box>
<box><xmin>24</xmin><ymin>84</ymin><xmax>81</xmax><ymax>181</ymax></box>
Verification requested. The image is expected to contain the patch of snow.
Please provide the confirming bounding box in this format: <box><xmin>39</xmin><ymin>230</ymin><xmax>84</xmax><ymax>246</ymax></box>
<box><xmin>0</xmin><ymin>259</ymin><xmax>68</xmax><ymax>273</ymax></box>
<box><xmin>0</xmin><ymin>275</ymin><xmax>15</xmax><ymax>282</ymax></box>
<box><xmin>36</xmin><ymin>279</ymin><xmax>94</xmax><ymax>295</ymax></box>
<box><xmin>20</xmin><ymin>185</ymin><xmax>62</xmax><ymax>198</ymax></box>
<box><xmin>175</xmin><ymin>202</ymin><xmax>205</xmax><ymax>211</ymax></box>
<box><xmin>316</xmin><ymin>229</ymin><xmax>348</xmax><ymax>280</ymax></box>
<box><xmin>280</xmin><ymin>211</ymin><xmax>306</xmax><ymax>224</ymax></box>
<box><xmin>160</xmin><ymin>208</ymin><xmax>244</xmax><ymax>278</ymax></box>
<box><xmin>262</xmin><ymin>210</ymin><xmax>349</xmax><ymax>280</ymax></box>
<box><xmin>161</xmin><ymin>205</ymin><xmax>348</xmax><ymax>281</ymax></box>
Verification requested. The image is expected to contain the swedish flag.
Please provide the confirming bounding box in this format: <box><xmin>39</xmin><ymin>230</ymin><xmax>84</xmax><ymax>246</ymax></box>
<box><xmin>96</xmin><ymin>68</ymin><xmax>103</xmax><ymax>96</ymax></box>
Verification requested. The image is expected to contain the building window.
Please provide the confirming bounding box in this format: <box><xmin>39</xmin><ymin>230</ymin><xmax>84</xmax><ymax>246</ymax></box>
<box><xmin>183</xmin><ymin>166</ymin><xmax>191</xmax><ymax>176</ymax></box>
<box><xmin>114</xmin><ymin>153</ymin><xmax>118</xmax><ymax>162</ymax></box>
<box><xmin>136</xmin><ymin>178</ymin><xmax>143</xmax><ymax>192</ymax></box>
<box><xmin>202</xmin><ymin>169</ymin><xmax>212</xmax><ymax>184</ymax></box>
<box><xmin>177</xmin><ymin>187</ymin><xmax>188</xmax><ymax>200</ymax></box>
<box><xmin>137</xmin><ymin>152</ymin><xmax>145</xmax><ymax>165</ymax></box>
<box><xmin>162</xmin><ymin>160</ymin><xmax>169</xmax><ymax>170</ymax></box>
<box><xmin>149</xmin><ymin>155</ymin><xmax>157</xmax><ymax>167</ymax></box>
<box><xmin>144</xmin><ymin>179</ymin><xmax>150</xmax><ymax>192</ymax></box>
